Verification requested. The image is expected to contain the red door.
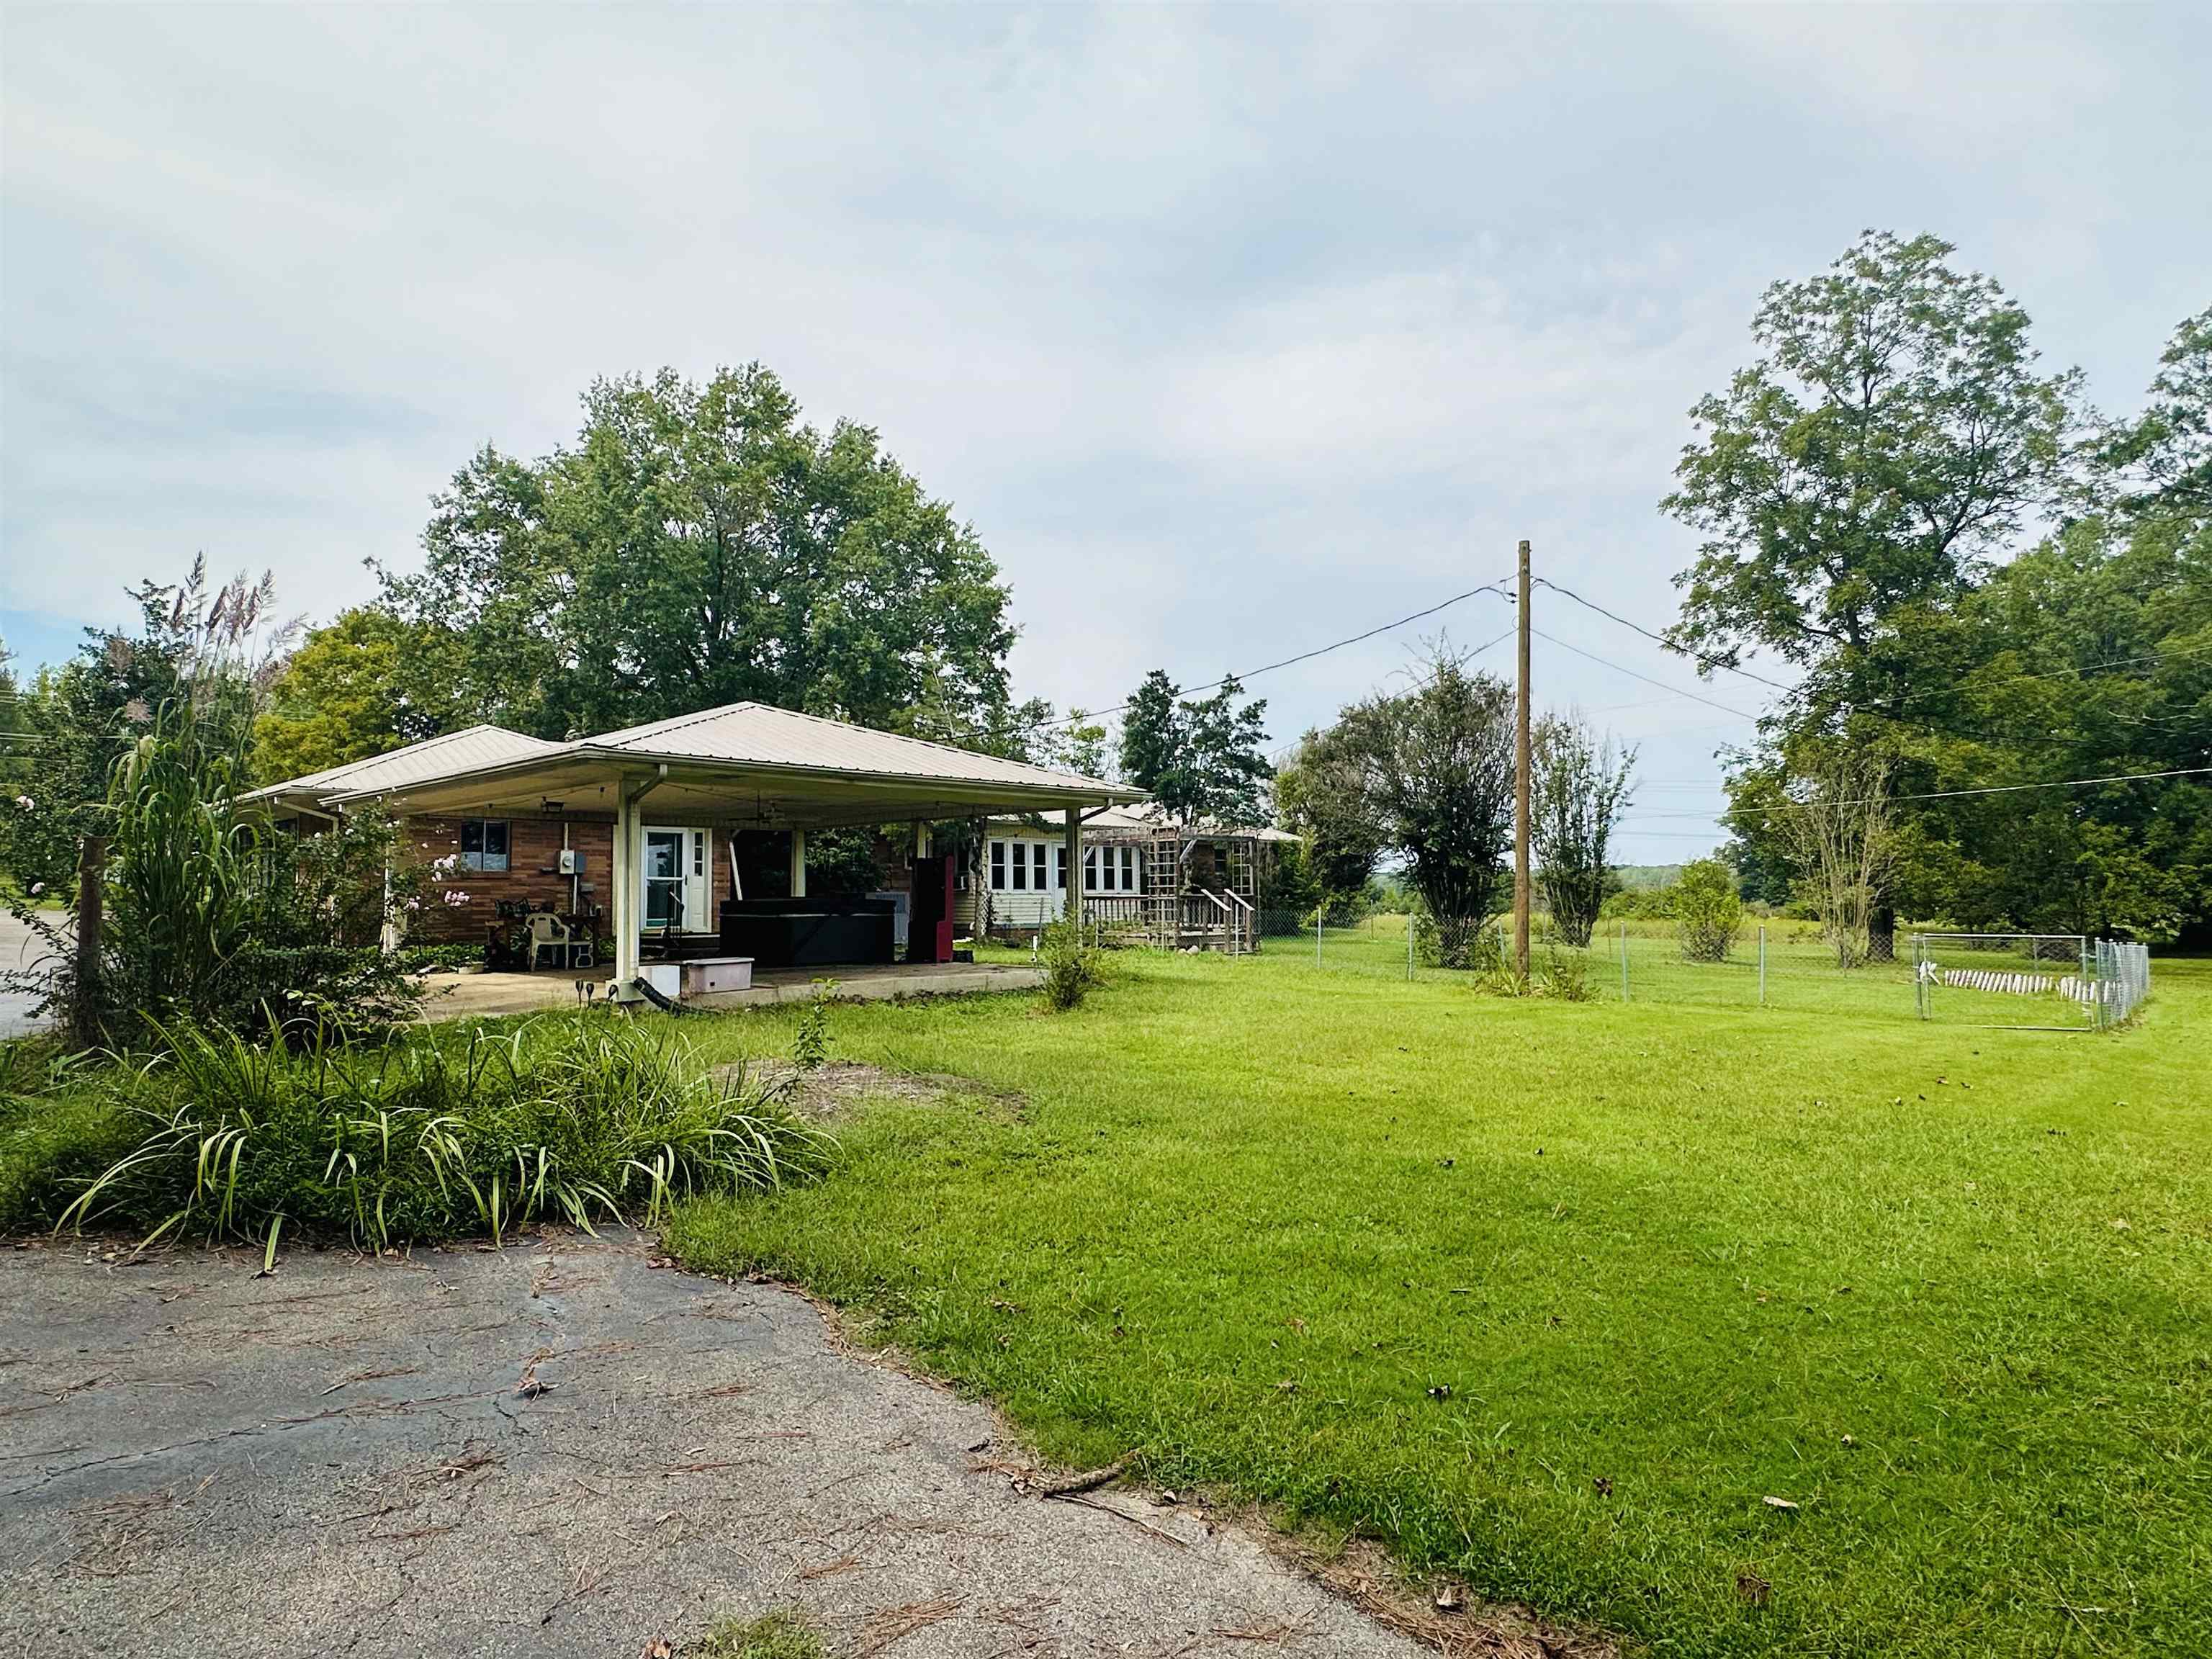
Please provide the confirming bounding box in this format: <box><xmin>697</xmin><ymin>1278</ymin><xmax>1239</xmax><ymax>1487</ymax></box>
<box><xmin>911</xmin><ymin>855</ymin><xmax>955</xmax><ymax>963</ymax></box>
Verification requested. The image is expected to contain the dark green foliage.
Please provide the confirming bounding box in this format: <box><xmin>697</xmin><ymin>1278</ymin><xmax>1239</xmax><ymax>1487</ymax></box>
<box><xmin>1531</xmin><ymin>715</ymin><xmax>1636</xmax><ymax>948</ymax></box>
<box><xmin>1674</xmin><ymin>858</ymin><xmax>1743</xmax><ymax>963</ymax></box>
<box><xmin>8</xmin><ymin>1015</ymin><xmax>828</xmax><ymax>1246</ymax></box>
<box><xmin>1412</xmin><ymin>900</ymin><xmax>1502</xmax><ymax>972</ymax></box>
<box><xmin>42</xmin><ymin>705</ymin><xmax>418</xmax><ymax>1045</ymax></box>
<box><xmin>1679</xmin><ymin>244</ymin><xmax>2211</xmax><ymax>945</ymax></box>
<box><xmin>1665</xmin><ymin>230</ymin><xmax>2081</xmax><ymax>678</ymax></box>
<box><xmin>1117</xmin><ymin>671</ymin><xmax>1271</xmax><ymax>829</ymax></box>
<box><xmin>798</xmin><ymin>827</ymin><xmax>882</xmax><ymax>900</ymax></box>
<box><xmin>1038</xmin><ymin>919</ymin><xmax>1103</xmax><ymax>1011</ymax></box>
<box><xmin>1</xmin><ymin>559</ymin><xmax>276</xmax><ymax>902</ymax></box>
<box><xmin>1255</xmin><ymin>837</ymin><xmax>1320</xmax><ymax>921</ymax></box>
<box><xmin>374</xmin><ymin>366</ymin><xmax>1019</xmax><ymax>747</ymax></box>
<box><xmin>1353</xmin><ymin>656</ymin><xmax>1516</xmax><ymax>956</ymax></box>
<box><xmin>1274</xmin><ymin>720</ymin><xmax>1388</xmax><ymax>909</ymax></box>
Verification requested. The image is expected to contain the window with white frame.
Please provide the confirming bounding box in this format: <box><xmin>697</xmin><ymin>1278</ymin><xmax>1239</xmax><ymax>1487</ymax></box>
<box><xmin>1120</xmin><ymin>845</ymin><xmax>1136</xmax><ymax>891</ymax></box>
<box><xmin>991</xmin><ymin>840</ymin><xmax>1007</xmax><ymax>889</ymax></box>
<box><xmin>1053</xmin><ymin>845</ymin><xmax>1066</xmax><ymax>889</ymax></box>
<box><xmin>1031</xmin><ymin>843</ymin><xmax>1047</xmax><ymax>889</ymax></box>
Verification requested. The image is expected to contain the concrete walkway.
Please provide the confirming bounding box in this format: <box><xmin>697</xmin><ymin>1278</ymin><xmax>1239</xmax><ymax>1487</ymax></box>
<box><xmin>0</xmin><ymin>1233</ymin><xmax>1426</xmax><ymax>1659</ymax></box>
<box><xmin>422</xmin><ymin>959</ymin><xmax>1046</xmax><ymax>1021</ymax></box>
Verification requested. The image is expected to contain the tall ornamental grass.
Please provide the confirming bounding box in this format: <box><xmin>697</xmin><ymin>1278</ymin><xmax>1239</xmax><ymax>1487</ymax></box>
<box><xmin>24</xmin><ymin>1015</ymin><xmax>829</xmax><ymax>1252</ymax></box>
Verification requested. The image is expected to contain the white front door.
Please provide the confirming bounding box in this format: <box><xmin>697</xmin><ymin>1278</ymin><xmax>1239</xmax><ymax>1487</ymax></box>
<box><xmin>642</xmin><ymin>827</ymin><xmax>709</xmax><ymax>931</ymax></box>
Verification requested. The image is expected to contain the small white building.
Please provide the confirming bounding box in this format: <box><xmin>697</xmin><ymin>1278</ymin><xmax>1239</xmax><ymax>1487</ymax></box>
<box><xmin>970</xmin><ymin>804</ymin><xmax>1294</xmax><ymax>951</ymax></box>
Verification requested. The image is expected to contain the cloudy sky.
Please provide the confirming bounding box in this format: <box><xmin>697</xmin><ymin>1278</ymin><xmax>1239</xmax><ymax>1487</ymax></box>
<box><xmin>5</xmin><ymin>4</ymin><xmax>2208</xmax><ymax>859</ymax></box>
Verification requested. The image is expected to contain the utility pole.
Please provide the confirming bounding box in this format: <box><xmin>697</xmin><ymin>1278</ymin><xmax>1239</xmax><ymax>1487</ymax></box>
<box><xmin>1514</xmin><ymin>539</ymin><xmax>1532</xmax><ymax>978</ymax></box>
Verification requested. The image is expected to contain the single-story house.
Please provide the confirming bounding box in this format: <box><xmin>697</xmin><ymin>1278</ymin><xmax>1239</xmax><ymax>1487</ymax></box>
<box><xmin>252</xmin><ymin>703</ymin><xmax>1143</xmax><ymax>999</ymax></box>
<box><xmin>974</xmin><ymin>803</ymin><xmax>1296</xmax><ymax>953</ymax></box>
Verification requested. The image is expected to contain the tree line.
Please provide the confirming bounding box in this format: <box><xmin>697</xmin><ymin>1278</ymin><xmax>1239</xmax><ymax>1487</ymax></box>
<box><xmin>1668</xmin><ymin>233</ymin><xmax>2208</xmax><ymax>950</ymax></box>
<box><xmin>6</xmin><ymin>233</ymin><xmax>2204</xmax><ymax>960</ymax></box>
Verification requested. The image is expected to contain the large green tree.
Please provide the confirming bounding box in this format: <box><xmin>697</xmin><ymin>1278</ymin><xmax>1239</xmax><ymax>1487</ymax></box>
<box><xmin>1701</xmin><ymin>283</ymin><xmax>2212</xmax><ymax>944</ymax></box>
<box><xmin>1530</xmin><ymin>714</ymin><xmax>1637</xmax><ymax>948</ymax></box>
<box><xmin>374</xmin><ymin>365</ymin><xmax>1020</xmax><ymax>745</ymax></box>
<box><xmin>1274</xmin><ymin>719</ymin><xmax>1388</xmax><ymax>904</ymax></box>
<box><xmin>1664</xmin><ymin>230</ymin><xmax>2082</xmax><ymax>706</ymax></box>
<box><xmin>1336</xmin><ymin>653</ymin><xmax>1517</xmax><ymax>957</ymax></box>
<box><xmin>251</xmin><ymin>607</ymin><xmax>454</xmax><ymax>784</ymax></box>
<box><xmin>1116</xmin><ymin>671</ymin><xmax>1271</xmax><ymax>827</ymax></box>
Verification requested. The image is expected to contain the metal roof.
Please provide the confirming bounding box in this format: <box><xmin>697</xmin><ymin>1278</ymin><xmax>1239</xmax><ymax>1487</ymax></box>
<box><xmin>587</xmin><ymin>703</ymin><xmax>1126</xmax><ymax>793</ymax></box>
<box><xmin>258</xmin><ymin>702</ymin><xmax>1144</xmax><ymax>825</ymax></box>
<box><xmin>248</xmin><ymin>725</ymin><xmax>561</xmax><ymax>804</ymax></box>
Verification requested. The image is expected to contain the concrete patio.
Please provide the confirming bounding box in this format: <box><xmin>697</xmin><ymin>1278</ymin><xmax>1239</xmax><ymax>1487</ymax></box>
<box><xmin>418</xmin><ymin>958</ymin><xmax>1046</xmax><ymax>1021</ymax></box>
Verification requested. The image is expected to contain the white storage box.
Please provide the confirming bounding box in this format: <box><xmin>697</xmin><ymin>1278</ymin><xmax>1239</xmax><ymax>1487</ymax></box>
<box><xmin>680</xmin><ymin>956</ymin><xmax>754</xmax><ymax>996</ymax></box>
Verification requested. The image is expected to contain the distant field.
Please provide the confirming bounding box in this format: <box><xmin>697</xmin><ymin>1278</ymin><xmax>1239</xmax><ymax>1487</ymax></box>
<box><xmin>669</xmin><ymin>946</ymin><xmax>2210</xmax><ymax>1655</ymax></box>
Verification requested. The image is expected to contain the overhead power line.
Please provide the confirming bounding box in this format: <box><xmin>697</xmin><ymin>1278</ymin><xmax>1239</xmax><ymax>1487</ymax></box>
<box><xmin>1527</xmin><ymin>626</ymin><xmax>1762</xmax><ymax>721</ymax></box>
<box><xmin>1038</xmin><ymin>574</ymin><xmax>1515</xmax><ymax>728</ymax></box>
<box><xmin>1534</xmin><ymin>578</ymin><xmax>1798</xmax><ymax>692</ymax></box>
<box><xmin>1615</xmin><ymin>765</ymin><xmax>2212</xmax><ymax>827</ymax></box>
<box><xmin>1536</xmin><ymin>573</ymin><xmax>2212</xmax><ymax>691</ymax></box>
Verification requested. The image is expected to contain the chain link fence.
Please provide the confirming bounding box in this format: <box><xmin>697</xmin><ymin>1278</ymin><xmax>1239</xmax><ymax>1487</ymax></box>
<box><xmin>1237</xmin><ymin>910</ymin><xmax>2153</xmax><ymax>1029</ymax></box>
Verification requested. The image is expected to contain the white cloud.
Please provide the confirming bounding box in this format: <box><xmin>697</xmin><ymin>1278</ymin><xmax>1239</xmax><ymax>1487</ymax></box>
<box><xmin>4</xmin><ymin>1</ymin><xmax>2206</xmax><ymax>860</ymax></box>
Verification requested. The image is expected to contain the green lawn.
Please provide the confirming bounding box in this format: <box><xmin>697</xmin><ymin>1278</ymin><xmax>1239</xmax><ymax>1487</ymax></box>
<box><xmin>666</xmin><ymin>948</ymin><xmax>2211</xmax><ymax>1657</ymax></box>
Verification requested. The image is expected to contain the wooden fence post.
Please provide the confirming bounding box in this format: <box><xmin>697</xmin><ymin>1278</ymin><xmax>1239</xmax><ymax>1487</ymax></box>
<box><xmin>73</xmin><ymin>834</ymin><xmax>107</xmax><ymax>1048</ymax></box>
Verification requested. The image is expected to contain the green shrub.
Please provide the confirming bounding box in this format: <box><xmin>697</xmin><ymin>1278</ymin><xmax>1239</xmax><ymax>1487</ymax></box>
<box><xmin>15</xmin><ymin>702</ymin><xmax>427</xmax><ymax>1046</ymax></box>
<box><xmin>1675</xmin><ymin>858</ymin><xmax>1743</xmax><ymax>963</ymax></box>
<box><xmin>1413</xmin><ymin>902</ymin><xmax>1502</xmax><ymax>971</ymax></box>
<box><xmin>1468</xmin><ymin>943</ymin><xmax>1595</xmax><ymax>1002</ymax></box>
<box><xmin>1038</xmin><ymin>919</ymin><xmax>1103</xmax><ymax>1010</ymax></box>
<box><xmin>15</xmin><ymin>1015</ymin><xmax>830</xmax><ymax>1249</ymax></box>
<box><xmin>0</xmin><ymin>1047</ymin><xmax>142</xmax><ymax>1232</ymax></box>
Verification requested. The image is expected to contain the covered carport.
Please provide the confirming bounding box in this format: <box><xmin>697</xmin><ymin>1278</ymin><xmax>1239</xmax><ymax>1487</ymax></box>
<box><xmin>316</xmin><ymin>702</ymin><xmax>1142</xmax><ymax>1003</ymax></box>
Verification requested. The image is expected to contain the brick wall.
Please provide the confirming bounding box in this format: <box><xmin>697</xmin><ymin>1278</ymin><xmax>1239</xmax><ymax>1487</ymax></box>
<box><xmin>402</xmin><ymin>814</ymin><xmax>619</xmax><ymax>944</ymax></box>
<box><xmin>401</xmin><ymin>817</ymin><xmax>939</xmax><ymax>946</ymax></box>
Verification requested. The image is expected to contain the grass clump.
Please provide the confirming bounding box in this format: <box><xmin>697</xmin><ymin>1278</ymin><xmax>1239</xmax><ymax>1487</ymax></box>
<box><xmin>1037</xmin><ymin>918</ymin><xmax>1104</xmax><ymax>1010</ymax></box>
<box><xmin>695</xmin><ymin>1609</ymin><xmax>823</xmax><ymax>1658</ymax></box>
<box><xmin>3</xmin><ymin>1014</ymin><xmax>829</xmax><ymax>1249</ymax></box>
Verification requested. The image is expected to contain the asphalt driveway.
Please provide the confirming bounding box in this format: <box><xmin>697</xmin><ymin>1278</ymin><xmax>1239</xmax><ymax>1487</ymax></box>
<box><xmin>0</xmin><ymin>1231</ymin><xmax>1430</xmax><ymax>1659</ymax></box>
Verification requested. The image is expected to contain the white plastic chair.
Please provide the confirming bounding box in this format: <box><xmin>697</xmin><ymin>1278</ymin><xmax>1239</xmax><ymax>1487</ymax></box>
<box><xmin>526</xmin><ymin>914</ymin><xmax>577</xmax><ymax>971</ymax></box>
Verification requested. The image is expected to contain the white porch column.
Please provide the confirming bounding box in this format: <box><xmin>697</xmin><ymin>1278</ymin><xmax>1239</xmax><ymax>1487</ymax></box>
<box><xmin>913</xmin><ymin>819</ymin><xmax>931</xmax><ymax>858</ymax></box>
<box><xmin>612</xmin><ymin>788</ymin><xmax>638</xmax><ymax>992</ymax></box>
<box><xmin>788</xmin><ymin>828</ymin><xmax>807</xmax><ymax>899</ymax></box>
<box><xmin>611</xmin><ymin>768</ymin><xmax>664</xmax><ymax>999</ymax></box>
<box><xmin>1064</xmin><ymin>807</ymin><xmax>1083</xmax><ymax>929</ymax></box>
